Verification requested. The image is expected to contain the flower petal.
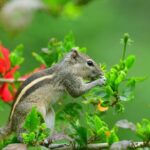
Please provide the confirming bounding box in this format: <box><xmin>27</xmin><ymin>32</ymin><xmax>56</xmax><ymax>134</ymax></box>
<box><xmin>97</xmin><ymin>101</ymin><xmax>109</xmax><ymax>112</ymax></box>
<box><xmin>0</xmin><ymin>83</ymin><xmax>14</xmax><ymax>102</ymax></box>
<box><xmin>0</xmin><ymin>44</ymin><xmax>11</xmax><ymax>74</ymax></box>
<box><xmin>5</xmin><ymin>65</ymin><xmax>20</xmax><ymax>78</ymax></box>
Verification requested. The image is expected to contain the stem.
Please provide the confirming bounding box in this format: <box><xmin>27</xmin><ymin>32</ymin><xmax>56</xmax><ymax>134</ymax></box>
<box><xmin>122</xmin><ymin>33</ymin><xmax>129</xmax><ymax>60</ymax></box>
<box><xmin>122</xmin><ymin>42</ymin><xmax>127</xmax><ymax>60</ymax></box>
<box><xmin>111</xmin><ymin>91</ymin><xmax>119</xmax><ymax>107</ymax></box>
<box><xmin>47</xmin><ymin>141</ymin><xmax>150</xmax><ymax>150</ymax></box>
<box><xmin>0</xmin><ymin>78</ymin><xmax>25</xmax><ymax>83</ymax></box>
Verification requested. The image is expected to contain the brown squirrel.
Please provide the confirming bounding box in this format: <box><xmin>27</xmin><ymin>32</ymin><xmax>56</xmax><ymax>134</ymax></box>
<box><xmin>0</xmin><ymin>48</ymin><xmax>105</xmax><ymax>149</ymax></box>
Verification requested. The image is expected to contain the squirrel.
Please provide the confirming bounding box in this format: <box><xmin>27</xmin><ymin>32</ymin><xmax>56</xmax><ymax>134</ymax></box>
<box><xmin>0</xmin><ymin>48</ymin><xmax>106</xmax><ymax>145</ymax></box>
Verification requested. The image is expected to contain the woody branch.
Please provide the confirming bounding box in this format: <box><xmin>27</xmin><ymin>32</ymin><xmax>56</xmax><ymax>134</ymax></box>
<box><xmin>0</xmin><ymin>78</ymin><xmax>25</xmax><ymax>83</ymax></box>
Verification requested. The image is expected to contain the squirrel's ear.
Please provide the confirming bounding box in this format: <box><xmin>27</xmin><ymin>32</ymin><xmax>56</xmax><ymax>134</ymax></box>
<box><xmin>71</xmin><ymin>48</ymin><xmax>79</xmax><ymax>59</ymax></box>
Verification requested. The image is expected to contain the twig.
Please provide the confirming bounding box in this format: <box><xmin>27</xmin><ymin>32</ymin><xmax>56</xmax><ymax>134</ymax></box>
<box><xmin>47</xmin><ymin>141</ymin><xmax>150</xmax><ymax>150</ymax></box>
<box><xmin>131</xmin><ymin>141</ymin><xmax>150</xmax><ymax>148</ymax></box>
<box><xmin>0</xmin><ymin>78</ymin><xmax>25</xmax><ymax>83</ymax></box>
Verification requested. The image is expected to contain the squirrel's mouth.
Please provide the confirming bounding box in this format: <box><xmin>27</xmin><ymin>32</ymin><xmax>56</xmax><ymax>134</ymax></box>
<box><xmin>88</xmin><ymin>75</ymin><xmax>98</xmax><ymax>81</ymax></box>
<box><xmin>89</xmin><ymin>73</ymin><xmax>104</xmax><ymax>81</ymax></box>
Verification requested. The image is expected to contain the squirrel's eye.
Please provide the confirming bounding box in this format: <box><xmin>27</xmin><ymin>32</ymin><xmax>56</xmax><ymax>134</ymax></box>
<box><xmin>87</xmin><ymin>60</ymin><xmax>94</xmax><ymax>66</ymax></box>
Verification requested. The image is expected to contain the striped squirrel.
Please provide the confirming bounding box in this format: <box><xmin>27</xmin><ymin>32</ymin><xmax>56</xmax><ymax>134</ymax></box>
<box><xmin>0</xmin><ymin>48</ymin><xmax>106</xmax><ymax>144</ymax></box>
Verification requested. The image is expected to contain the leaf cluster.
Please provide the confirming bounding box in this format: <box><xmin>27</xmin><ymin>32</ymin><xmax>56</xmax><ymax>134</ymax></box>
<box><xmin>82</xmin><ymin>33</ymin><xmax>145</xmax><ymax>113</ymax></box>
<box><xmin>22</xmin><ymin>107</ymin><xmax>51</xmax><ymax>145</ymax></box>
<box><xmin>86</xmin><ymin>115</ymin><xmax>119</xmax><ymax>145</ymax></box>
<box><xmin>33</xmin><ymin>32</ymin><xmax>86</xmax><ymax>67</ymax></box>
<box><xmin>69</xmin><ymin>115</ymin><xmax>119</xmax><ymax>149</ymax></box>
<box><xmin>136</xmin><ymin>119</ymin><xmax>150</xmax><ymax>142</ymax></box>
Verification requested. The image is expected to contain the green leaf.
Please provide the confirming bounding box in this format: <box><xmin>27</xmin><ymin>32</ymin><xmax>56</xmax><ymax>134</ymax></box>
<box><xmin>23</xmin><ymin>107</ymin><xmax>43</xmax><ymax>132</ymax></box>
<box><xmin>63</xmin><ymin>31</ymin><xmax>75</xmax><ymax>51</ymax></box>
<box><xmin>115</xmin><ymin>71</ymin><xmax>126</xmax><ymax>85</ymax></box>
<box><xmin>63</xmin><ymin>102</ymin><xmax>82</xmax><ymax>118</ymax></box>
<box><xmin>71</xmin><ymin>121</ymin><xmax>87</xmax><ymax>148</ymax></box>
<box><xmin>105</xmin><ymin>85</ymin><xmax>114</xmax><ymax>96</ymax></box>
<box><xmin>9</xmin><ymin>44</ymin><xmax>24</xmax><ymax>66</ymax></box>
<box><xmin>122</xmin><ymin>79</ymin><xmax>136</xmax><ymax>101</ymax></box>
<box><xmin>115</xmin><ymin>103</ymin><xmax>124</xmax><ymax>113</ymax></box>
<box><xmin>63</xmin><ymin>2</ymin><xmax>81</xmax><ymax>19</ymax></box>
<box><xmin>136</xmin><ymin>119</ymin><xmax>150</xmax><ymax>141</ymax></box>
<box><xmin>107</xmin><ymin>129</ymin><xmax>119</xmax><ymax>145</ymax></box>
<box><xmin>131</xmin><ymin>76</ymin><xmax>147</xmax><ymax>82</ymax></box>
<box><xmin>22</xmin><ymin>107</ymin><xmax>50</xmax><ymax>145</ymax></box>
<box><xmin>86</xmin><ymin>115</ymin><xmax>108</xmax><ymax>135</ymax></box>
<box><xmin>32</xmin><ymin>52</ymin><xmax>46</xmax><ymax>66</ymax></box>
<box><xmin>125</xmin><ymin>55</ymin><xmax>136</xmax><ymax>69</ymax></box>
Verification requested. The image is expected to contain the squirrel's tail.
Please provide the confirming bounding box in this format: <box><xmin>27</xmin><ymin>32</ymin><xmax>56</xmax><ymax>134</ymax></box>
<box><xmin>0</xmin><ymin>124</ymin><xmax>12</xmax><ymax>140</ymax></box>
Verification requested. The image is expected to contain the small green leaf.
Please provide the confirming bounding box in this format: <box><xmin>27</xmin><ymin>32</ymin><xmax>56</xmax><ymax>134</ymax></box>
<box><xmin>105</xmin><ymin>86</ymin><xmax>114</xmax><ymax>96</ymax></box>
<box><xmin>23</xmin><ymin>107</ymin><xmax>43</xmax><ymax>132</ymax></box>
<box><xmin>136</xmin><ymin>119</ymin><xmax>150</xmax><ymax>141</ymax></box>
<box><xmin>10</xmin><ymin>44</ymin><xmax>24</xmax><ymax>66</ymax></box>
<box><xmin>107</xmin><ymin>129</ymin><xmax>119</xmax><ymax>145</ymax></box>
<box><xmin>115</xmin><ymin>71</ymin><xmax>126</xmax><ymax>85</ymax></box>
<box><xmin>122</xmin><ymin>79</ymin><xmax>136</xmax><ymax>101</ymax></box>
<box><xmin>32</xmin><ymin>52</ymin><xmax>46</xmax><ymax>65</ymax></box>
<box><xmin>115</xmin><ymin>103</ymin><xmax>124</xmax><ymax>113</ymax></box>
<box><xmin>125</xmin><ymin>55</ymin><xmax>136</xmax><ymax>69</ymax></box>
<box><xmin>63</xmin><ymin>31</ymin><xmax>75</xmax><ymax>51</ymax></box>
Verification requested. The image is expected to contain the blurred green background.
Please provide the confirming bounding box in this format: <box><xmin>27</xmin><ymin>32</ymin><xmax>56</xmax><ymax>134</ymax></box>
<box><xmin>0</xmin><ymin>0</ymin><xmax>149</xmax><ymax>140</ymax></box>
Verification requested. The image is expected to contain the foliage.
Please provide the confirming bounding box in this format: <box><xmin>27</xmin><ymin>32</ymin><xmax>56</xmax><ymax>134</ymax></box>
<box><xmin>82</xmin><ymin>33</ymin><xmax>145</xmax><ymax>113</ymax></box>
<box><xmin>9</xmin><ymin>44</ymin><xmax>24</xmax><ymax>67</ymax></box>
<box><xmin>0</xmin><ymin>108</ymin><xmax>50</xmax><ymax>149</ymax></box>
<box><xmin>136</xmin><ymin>119</ymin><xmax>150</xmax><ymax>142</ymax></box>
<box><xmin>33</xmin><ymin>32</ymin><xmax>86</xmax><ymax>67</ymax></box>
<box><xmin>67</xmin><ymin>115</ymin><xmax>118</xmax><ymax>149</ymax></box>
<box><xmin>22</xmin><ymin>107</ymin><xmax>51</xmax><ymax>145</ymax></box>
<box><xmin>70</xmin><ymin>120</ymin><xmax>88</xmax><ymax>148</ymax></box>
<box><xmin>0</xmin><ymin>135</ymin><xmax>18</xmax><ymax>150</ymax></box>
<box><xmin>86</xmin><ymin>115</ymin><xmax>119</xmax><ymax>145</ymax></box>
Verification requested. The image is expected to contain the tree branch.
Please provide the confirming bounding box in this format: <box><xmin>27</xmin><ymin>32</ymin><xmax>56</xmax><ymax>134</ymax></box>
<box><xmin>47</xmin><ymin>141</ymin><xmax>150</xmax><ymax>150</ymax></box>
<box><xmin>0</xmin><ymin>78</ymin><xmax>25</xmax><ymax>83</ymax></box>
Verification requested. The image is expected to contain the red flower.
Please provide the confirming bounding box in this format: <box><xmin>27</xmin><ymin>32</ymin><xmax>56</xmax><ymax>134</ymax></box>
<box><xmin>0</xmin><ymin>44</ymin><xmax>46</xmax><ymax>102</ymax></box>
<box><xmin>0</xmin><ymin>44</ymin><xmax>19</xmax><ymax>102</ymax></box>
<box><xmin>0</xmin><ymin>44</ymin><xmax>11</xmax><ymax>75</ymax></box>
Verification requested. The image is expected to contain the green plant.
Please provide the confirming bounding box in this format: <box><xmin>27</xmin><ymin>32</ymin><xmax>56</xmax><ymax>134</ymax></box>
<box><xmin>86</xmin><ymin>115</ymin><xmax>119</xmax><ymax>145</ymax></box>
<box><xmin>32</xmin><ymin>32</ymin><xmax>86</xmax><ymax>67</ymax></box>
<box><xmin>22</xmin><ymin>107</ymin><xmax>51</xmax><ymax>145</ymax></box>
<box><xmin>136</xmin><ymin>119</ymin><xmax>150</xmax><ymax>142</ymax></box>
<box><xmin>82</xmin><ymin>33</ymin><xmax>145</xmax><ymax>113</ymax></box>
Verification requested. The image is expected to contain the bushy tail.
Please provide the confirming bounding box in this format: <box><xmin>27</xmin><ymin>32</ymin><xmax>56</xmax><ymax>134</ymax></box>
<box><xmin>0</xmin><ymin>124</ymin><xmax>12</xmax><ymax>140</ymax></box>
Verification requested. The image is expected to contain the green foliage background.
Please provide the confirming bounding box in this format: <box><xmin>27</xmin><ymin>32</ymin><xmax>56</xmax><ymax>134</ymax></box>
<box><xmin>0</xmin><ymin>0</ymin><xmax>149</xmax><ymax>141</ymax></box>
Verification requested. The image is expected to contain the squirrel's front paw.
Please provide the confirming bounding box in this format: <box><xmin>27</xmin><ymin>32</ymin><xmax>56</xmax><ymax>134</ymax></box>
<box><xmin>98</xmin><ymin>76</ymin><xmax>106</xmax><ymax>86</ymax></box>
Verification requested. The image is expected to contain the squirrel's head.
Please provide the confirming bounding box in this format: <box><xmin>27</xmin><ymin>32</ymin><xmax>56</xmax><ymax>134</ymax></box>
<box><xmin>63</xmin><ymin>48</ymin><xmax>104</xmax><ymax>80</ymax></box>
